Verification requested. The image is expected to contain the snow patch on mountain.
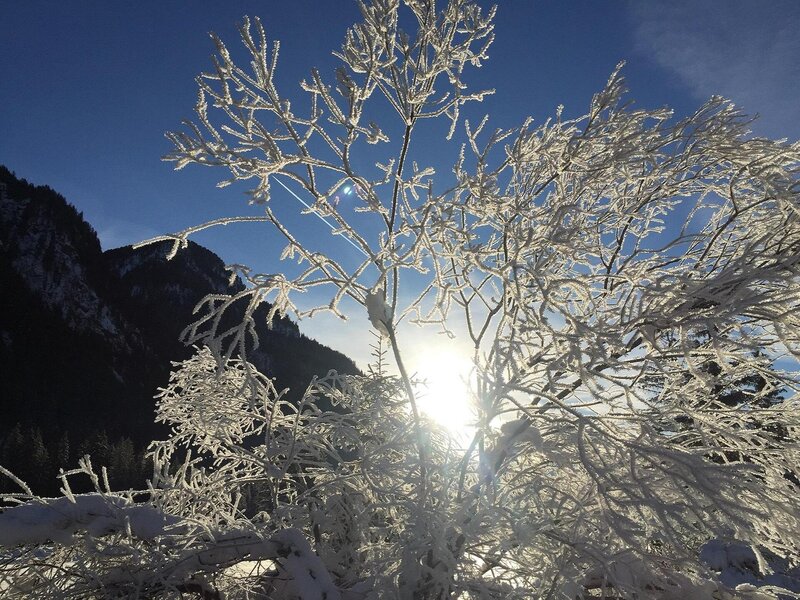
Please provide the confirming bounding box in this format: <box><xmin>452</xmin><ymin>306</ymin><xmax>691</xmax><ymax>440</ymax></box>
<box><xmin>1</xmin><ymin>187</ymin><xmax>127</xmax><ymax>339</ymax></box>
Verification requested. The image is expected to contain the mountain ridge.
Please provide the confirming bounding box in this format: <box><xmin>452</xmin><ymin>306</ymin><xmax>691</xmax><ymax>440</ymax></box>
<box><xmin>0</xmin><ymin>166</ymin><xmax>359</xmax><ymax>493</ymax></box>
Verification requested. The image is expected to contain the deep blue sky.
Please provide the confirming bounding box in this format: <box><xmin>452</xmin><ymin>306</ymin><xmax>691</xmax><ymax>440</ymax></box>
<box><xmin>2</xmin><ymin>1</ymin><xmax>799</xmax><ymax>366</ymax></box>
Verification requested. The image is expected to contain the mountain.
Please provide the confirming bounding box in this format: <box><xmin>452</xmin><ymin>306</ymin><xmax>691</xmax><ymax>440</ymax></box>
<box><xmin>0</xmin><ymin>166</ymin><xmax>360</xmax><ymax>493</ymax></box>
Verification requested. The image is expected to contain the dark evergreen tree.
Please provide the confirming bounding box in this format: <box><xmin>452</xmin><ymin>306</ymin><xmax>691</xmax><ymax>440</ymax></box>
<box><xmin>28</xmin><ymin>426</ymin><xmax>53</xmax><ymax>493</ymax></box>
<box><xmin>109</xmin><ymin>437</ymin><xmax>137</xmax><ymax>489</ymax></box>
<box><xmin>645</xmin><ymin>330</ymin><xmax>793</xmax><ymax>475</ymax></box>
<box><xmin>1</xmin><ymin>424</ymin><xmax>26</xmax><ymax>483</ymax></box>
<box><xmin>54</xmin><ymin>431</ymin><xmax>70</xmax><ymax>472</ymax></box>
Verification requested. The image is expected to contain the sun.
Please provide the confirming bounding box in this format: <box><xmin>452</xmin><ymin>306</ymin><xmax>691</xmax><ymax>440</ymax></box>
<box><xmin>410</xmin><ymin>345</ymin><xmax>475</xmax><ymax>439</ymax></box>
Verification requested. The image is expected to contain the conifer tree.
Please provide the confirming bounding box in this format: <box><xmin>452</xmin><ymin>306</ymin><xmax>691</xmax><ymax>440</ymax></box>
<box><xmin>54</xmin><ymin>431</ymin><xmax>70</xmax><ymax>472</ymax></box>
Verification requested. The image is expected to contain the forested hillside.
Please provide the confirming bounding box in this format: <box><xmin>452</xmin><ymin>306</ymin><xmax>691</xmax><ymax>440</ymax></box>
<box><xmin>0</xmin><ymin>166</ymin><xmax>360</xmax><ymax>494</ymax></box>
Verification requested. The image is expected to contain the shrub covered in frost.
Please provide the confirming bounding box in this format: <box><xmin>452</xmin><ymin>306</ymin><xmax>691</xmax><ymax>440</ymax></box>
<box><xmin>2</xmin><ymin>0</ymin><xmax>799</xmax><ymax>598</ymax></box>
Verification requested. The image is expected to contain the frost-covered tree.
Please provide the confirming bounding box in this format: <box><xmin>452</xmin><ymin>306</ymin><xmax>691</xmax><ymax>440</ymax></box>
<box><xmin>2</xmin><ymin>1</ymin><xmax>800</xmax><ymax>598</ymax></box>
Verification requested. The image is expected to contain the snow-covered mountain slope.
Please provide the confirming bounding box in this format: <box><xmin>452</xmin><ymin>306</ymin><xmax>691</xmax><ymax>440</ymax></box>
<box><xmin>0</xmin><ymin>166</ymin><xmax>359</xmax><ymax>490</ymax></box>
<box><xmin>0</xmin><ymin>173</ymin><xmax>126</xmax><ymax>340</ymax></box>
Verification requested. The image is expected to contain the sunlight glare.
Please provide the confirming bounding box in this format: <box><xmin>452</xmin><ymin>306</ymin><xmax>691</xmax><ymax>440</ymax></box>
<box><xmin>412</xmin><ymin>346</ymin><xmax>475</xmax><ymax>439</ymax></box>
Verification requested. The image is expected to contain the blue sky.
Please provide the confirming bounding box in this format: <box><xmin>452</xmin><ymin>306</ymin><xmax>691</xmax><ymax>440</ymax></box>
<box><xmin>2</xmin><ymin>1</ymin><xmax>799</xmax><ymax>368</ymax></box>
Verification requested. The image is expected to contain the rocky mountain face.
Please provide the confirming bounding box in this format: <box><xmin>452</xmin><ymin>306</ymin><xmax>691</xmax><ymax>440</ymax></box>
<box><xmin>0</xmin><ymin>166</ymin><xmax>359</xmax><ymax>492</ymax></box>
